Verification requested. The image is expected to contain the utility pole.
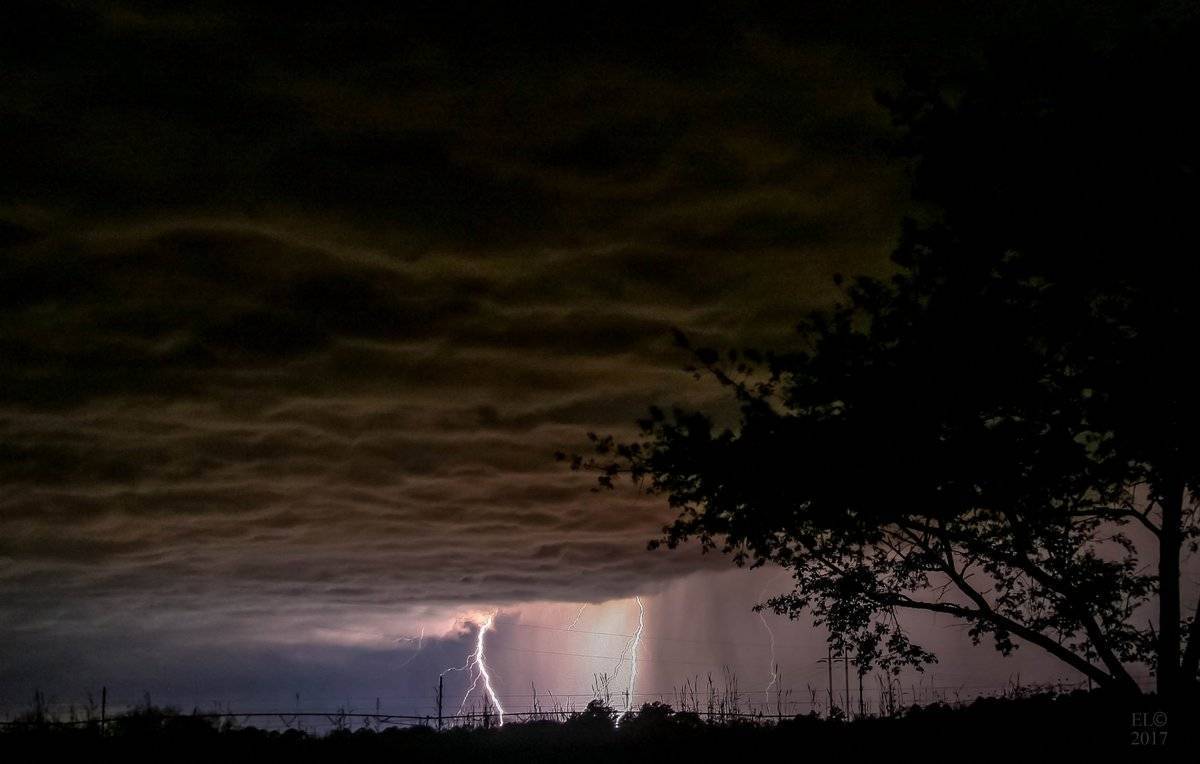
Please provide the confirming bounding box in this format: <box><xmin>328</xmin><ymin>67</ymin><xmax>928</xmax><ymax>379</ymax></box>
<box><xmin>820</xmin><ymin>648</ymin><xmax>854</xmax><ymax>719</ymax></box>
<box><xmin>436</xmin><ymin>675</ymin><xmax>444</xmax><ymax>731</ymax></box>
<box><xmin>858</xmin><ymin>666</ymin><xmax>865</xmax><ymax>718</ymax></box>
<box><xmin>816</xmin><ymin>646</ymin><xmax>840</xmax><ymax>716</ymax></box>
<box><xmin>843</xmin><ymin>651</ymin><xmax>850</xmax><ymax>719</ymax></box>
<box><xmin>826</xmin><ymin>645</ymin><xmax>834</xmax><ymax>715</ymax></box>
<box><xmin>100</xmin><ymin>686</ymin><xmax>107</xmax><ymax>733</ymax></box>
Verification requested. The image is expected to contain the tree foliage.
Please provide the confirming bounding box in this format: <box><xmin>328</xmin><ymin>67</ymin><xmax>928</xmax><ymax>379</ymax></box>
<box><xmin>565</xmin><ymin>22</ymin><xmax>1200</xmax><ymax>696</ymax></box>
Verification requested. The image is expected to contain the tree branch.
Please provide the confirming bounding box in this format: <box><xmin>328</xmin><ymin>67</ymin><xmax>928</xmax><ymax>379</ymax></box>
<box><xmin>1072</xmin><ymin>506</ymin><xmax>1161</xmax><ymax>537</ymax></box>
<box><xmin>996</xmin><ymin>509</ymin><xmax>1139</xmax><ymax>690</ymax></box>
<box><xmin>880</xmin><ymin>593</ymin><xmax>1117</xmax><ymax>688</ymax></box>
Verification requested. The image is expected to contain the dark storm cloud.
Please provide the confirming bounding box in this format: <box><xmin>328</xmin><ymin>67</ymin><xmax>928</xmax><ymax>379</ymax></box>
<box><xmin>0</xmin><ymin>0</ymin><xmax>1152</xmax><ymax>682</ymax></box>
<box><xmin>0</xmin><ymin>220</ymin><xmax>733</xmax><ymax>643</ymax></box>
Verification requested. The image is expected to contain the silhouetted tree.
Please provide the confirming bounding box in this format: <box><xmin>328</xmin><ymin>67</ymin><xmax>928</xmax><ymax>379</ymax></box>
<box><xmin>566</xmin><ymin>19</ymin><xmax>1200</xmax><ymax>699</ymax></box>
<box><xmin>568</xmin><ymin>700</ymin><xmax>617</xmax><ymax>732</ymax></box>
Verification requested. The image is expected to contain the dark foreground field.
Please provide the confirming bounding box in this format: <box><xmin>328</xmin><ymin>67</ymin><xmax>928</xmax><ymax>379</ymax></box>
<box><xmin>2</xmin><ymin>691</ymin><xmax>1192</xmax><ymax>762</ymax></box>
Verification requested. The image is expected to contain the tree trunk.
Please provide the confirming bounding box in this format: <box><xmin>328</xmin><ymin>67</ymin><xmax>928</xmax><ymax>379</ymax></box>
<box><xmin>1181</xmin><ymin>590</ymin><xmax>1200</xmax><ymax>689</ymax></box>
<box><xmin>1157</xmin><ymin>479</ymin><xmax>1184</xmax><ymax>700</ymax></box>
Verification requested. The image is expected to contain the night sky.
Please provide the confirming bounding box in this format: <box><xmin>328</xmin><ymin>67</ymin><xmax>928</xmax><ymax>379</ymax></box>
<box><xmin>0</xmin><ymin>1</ymin><xmax>1165</xmax><ymax>717</ymax></box>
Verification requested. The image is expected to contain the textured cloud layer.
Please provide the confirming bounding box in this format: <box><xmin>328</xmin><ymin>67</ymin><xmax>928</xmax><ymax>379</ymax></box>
<box><xmin>0</xmin><ymin>1</ymin><xmax>1148</xmax><ymax>704</ymax></box>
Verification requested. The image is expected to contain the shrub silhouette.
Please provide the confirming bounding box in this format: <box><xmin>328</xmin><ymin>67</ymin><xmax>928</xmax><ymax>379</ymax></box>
<box><xmin>567</xmin><ymin>699</ymin><xmax>616</xmax><ymax>732</ymax></box>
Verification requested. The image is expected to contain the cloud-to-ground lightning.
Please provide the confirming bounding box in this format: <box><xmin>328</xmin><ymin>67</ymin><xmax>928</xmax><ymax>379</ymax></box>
<box><xmin>755</xmin><ymin>573</ymin><xmax>789</xmax><ymax>708</ymax></box>
<box><xmin>441</xmin><ymin>612</ymin><xmax>506</xmax><ymax>726</ymax></box>
<box><xmin>613</xmin><ymin>596</ymin><xmax>645</xmax><ymax>727</ymax></box>
<box><xmin>473</xmin><ymin>613</ymin><xmax>505</xmax><ymax>725</ymax></box>
<box><xmin>757</xmin><ymin>611</ymin><xmax>779</xmax><ymax>708</ymax></box>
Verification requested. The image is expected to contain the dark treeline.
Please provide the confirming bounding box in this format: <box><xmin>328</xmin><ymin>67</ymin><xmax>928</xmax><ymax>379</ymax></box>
<box><xmin>1</xmin><ymin>691</ymin><xmax>1190</xmax><ymax>761</ymax></box>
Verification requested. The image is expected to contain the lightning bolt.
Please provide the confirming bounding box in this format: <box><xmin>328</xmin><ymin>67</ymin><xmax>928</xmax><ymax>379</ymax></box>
<box><xmin>396</xmin><ymin>626</ymin><xmax>425</xmax><ymax>669</ymax></box>
<box><xmin>613</xmin><ymin>595</ymin><xmax>645</xmax><ymax>727</ymax></box>
<box><xmin>757</xmin><ymin>611</ymin><xmax>779</xmax><ymax>707</ymax></box>
<box><xmin>756</xmin><ymin>572</ymin><xmax>789</xmax><ymax>709</ymax></box>
<box><xmin>442</xmin><ymin>612</ymin><xmax>506</xmax><ymax>726</ymax></box>
<box><xmin>473</xmin><ymin>613</ymin><xmax>505</xmax><ymax>725</ymax></box>
<box><xmin>566</xmin><ymin>604</ymin><xmax>587</xmax><ymax>630</ymax></box>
